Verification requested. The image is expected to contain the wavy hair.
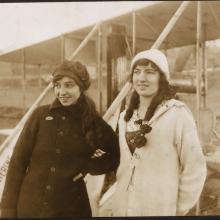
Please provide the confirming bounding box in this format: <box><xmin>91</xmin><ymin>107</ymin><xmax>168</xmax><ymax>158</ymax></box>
<box><xmin>76</xmin><ymin>93</ymin><xmax>100</xmax><ymax>150</ymax></box>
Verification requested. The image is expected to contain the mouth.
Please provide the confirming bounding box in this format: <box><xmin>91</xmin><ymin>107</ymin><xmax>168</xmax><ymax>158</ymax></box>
<box><xmin>59</xmin><ymin>97</ymin><xmax>71</xmax><ymax>102</ymax></box>
<box><xmin>137</xmin><ymin>84</ymin><xmax>149</xmax><ymax>89</ymax></box>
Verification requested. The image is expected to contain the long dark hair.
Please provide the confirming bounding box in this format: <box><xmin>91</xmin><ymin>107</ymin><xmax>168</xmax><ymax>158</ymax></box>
<box><xmin>77</xmin><ymin>93</ymin><xmax>100</xmax><ymax>150</ymax></box>
<box><xmin>124</xmin><ymin>60</ymin><xmax>176</xmax><ymax>122</ymax></box>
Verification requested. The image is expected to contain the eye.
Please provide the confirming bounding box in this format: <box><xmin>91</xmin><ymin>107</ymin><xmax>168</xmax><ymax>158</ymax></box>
<box><xmin>144</xmin><ymin>70</ymin><xmax>156</xmax><ymax>75</ymax></box>
<box><xmin>150</xmin><ymin>63</ymin><xmax>158</xmax><ymax>70</ymax></box>
<box><xmin>65</xmin><ymin>82</ymin><xmax>75</xmax><ymax>88</ymax></box>
<box><xmin>54</xmin><ymin>83</ymin><xmax>60</xmax><ymax>89</ymax></box>
<box><xmin>133</xmin><ymin>69</ymin><xmax>141</xmax><ymax>75</ymax></box>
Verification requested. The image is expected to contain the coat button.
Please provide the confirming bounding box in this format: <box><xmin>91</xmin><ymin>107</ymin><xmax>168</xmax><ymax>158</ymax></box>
<box><xmin>61</xmin><ymin>116</ymin><xmax>66</xmax><ymax>120</ymax></box>
<box><xmin>46</xmin><ymin>185</ymin><xmax>51</xmax><ymax>190</ymax></box>
<box><xmin>50</xmin><ymin>167</ymin><xmax>56</xmax><ymax>172</ymax></box>
<box><xmin>43</xmin><ymin>202</ymin><xmax>48</xmax><ymax>205</ymax></box>
<box><xmin>128</xmin><ymin>185</ymin><xmax>134</xmax><ymax>192</ymax></box>
<box><xmin>130</xmin><ymin>139</ymin><xmax>134</xmax><ymax>143</ymax></box>
<box><xmin>130</xmin><ymin>163</ymin><xmax>135</xmax><ymax>169</ymax></box>
<box><xmin>55</xmin><ymin>148</ymin><xmax>61</xmax><ymax>154</ymax></box>
<box><xmin>134</xmin><ymin>152</ymin><xmax>140</xmax><ymax>159</ymax></box>
<box><xmin>58</xmin><ymin>131</ymin><xmax>64</xmax><ymax>136</ymax></box>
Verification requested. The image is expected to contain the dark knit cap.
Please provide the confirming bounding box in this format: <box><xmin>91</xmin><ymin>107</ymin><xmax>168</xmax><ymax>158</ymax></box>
<box><xmin>52</xmin><ymin>60</ymin><xmax>91</xmax><ymax>91</ymax></box>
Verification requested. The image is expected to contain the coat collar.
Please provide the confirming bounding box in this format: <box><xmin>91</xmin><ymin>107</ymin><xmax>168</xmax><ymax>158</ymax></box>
<box><xmin>119</xmin><ymin>99</ymin><xmax>187</xmax><ymax>158</ymax></box>
<box><xmin>148</xmin><ymin>99</ymin><xmax>186</xmax><ymax>125</ymax></box>
<box><xmin>49</xmin><ymin>98</ymin><xmax>63</xmax><ymax>110</ymax></box>
<box><xmin>49</xmin><ymin>98</ymin><xmax>81</xmax><ymax>113</ymax></box>
<box><xmin>121</xmin><ymin>98</ymin><xmax>186</xmax><ymax>126</ymax></box>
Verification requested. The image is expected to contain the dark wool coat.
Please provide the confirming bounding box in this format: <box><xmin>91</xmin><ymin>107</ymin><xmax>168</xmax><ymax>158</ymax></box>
<box><xmin>1</xmin><ymin>98</ymin><xmax>120</xmax><ymax>218</ymax></box>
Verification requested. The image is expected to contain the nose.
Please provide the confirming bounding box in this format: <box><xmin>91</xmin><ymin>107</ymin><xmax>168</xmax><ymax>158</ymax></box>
<box><xmin>59</xmin><ymin>86</ymin><xmax>67</xmax><ymax>96</ymax></box>
<box><xmin>138</xmin><ymin>70</ymin><xmax>148</xmax><ymax>81</ymax></box>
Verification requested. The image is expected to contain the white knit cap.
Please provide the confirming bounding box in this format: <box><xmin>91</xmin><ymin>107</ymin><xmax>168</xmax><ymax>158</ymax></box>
<box><xmin>130</xmin><ymin>49</ymin><xmax>170</xmax><ymax>81</ymax></box>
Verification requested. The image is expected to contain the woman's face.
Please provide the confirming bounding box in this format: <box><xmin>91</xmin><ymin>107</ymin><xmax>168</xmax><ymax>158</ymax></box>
<box><xmin>53</xmin><ymin>76</ymin><xmax>81</xmax><ymax>106</ymax></box>
<box><xmin>132</xmin><ymin>62</ymin><xmax>160</xmax><ymax>98</ymax></box>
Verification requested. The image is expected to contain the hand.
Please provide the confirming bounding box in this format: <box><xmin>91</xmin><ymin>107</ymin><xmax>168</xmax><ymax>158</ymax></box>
<box><xmin>91</xmin><ymin>149</ymin><xmax>107</xmax><ymax>158</ymax></box>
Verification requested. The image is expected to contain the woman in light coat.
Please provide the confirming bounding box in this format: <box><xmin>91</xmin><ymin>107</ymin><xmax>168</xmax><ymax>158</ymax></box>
<box><xmin>109</xmin><ymin>49</ymin><xmax>207</xmax><ymax>216</ymax></box>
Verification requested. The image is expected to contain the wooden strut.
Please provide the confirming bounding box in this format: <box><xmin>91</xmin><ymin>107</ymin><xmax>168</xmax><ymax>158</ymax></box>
<box><xmin>196</xmin><ymin>0</ymin><xmax>202</xmax><ymax>139</ymax></box>
<box><xmin>22</xmin><ymin>48</ymin><xmax>26</xmax><ymax>114</ymax></box>
<box><xmin>201</xmin><ymin>41</ymin><xmax>207</xmax><ymax>108</ymax></box>
<box><xmin>136</xmin><ymin>12</ymin><xmax>176</xmax><ymax>48</ymax></box>
<box><xmin>151</xmin><ymin>1</ymin><xmax>190</xmax><ymax>49</ymax></box>
<box><xmin>124</xmin><ymin>33</ymin><xmax>133</xmax><ymax>59</ymax></box>
<box><xmin>195</xmin><ymin>1</ymin><xmax>202</xmax><ymax>216</ymax></box>
<box><xmin>212</xmin><ymin>129</ymin><xmax>220</xmax><ymax>142</ymax></box>
<box><xmin>61</xmin><ymin>35</ymin><xmax>65</xmax><ymax>62</ymax></box>
<box><xmin>68</xmin><ymin>22</ymin><xmax>101</xmax><ymax>61</ymax></box>
<box><xmin>132</xmin><ymin>11</ymin><xmax>136</xmax><ymax>56</ymax></box>
<box><xmin>97</xmin><ymin>24</ymin><xmax>103</xmax><ymax>114</ymax></box>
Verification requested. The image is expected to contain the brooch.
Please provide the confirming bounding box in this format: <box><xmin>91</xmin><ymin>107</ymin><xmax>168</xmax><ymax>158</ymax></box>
<box><xmin>45</xmin><ymin>116</ymin><xmax>54</xmax><ymax>120</ymax></box>
<box><xmin>131</xmin><ymin>119</ymin><xmax>152</xmax><ymax>148</ymax></box>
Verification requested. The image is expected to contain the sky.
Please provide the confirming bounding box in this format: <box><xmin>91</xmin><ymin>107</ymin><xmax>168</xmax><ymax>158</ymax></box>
<box><xmin>0</xmin><ymin>1</ymin><xmax>156</xmax><ymax>55</ymax></box>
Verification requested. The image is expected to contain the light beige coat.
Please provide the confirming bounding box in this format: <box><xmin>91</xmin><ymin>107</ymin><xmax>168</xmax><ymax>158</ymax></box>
<box><xmin>110</xmin><ymin>99</ymin><xmax>207</xmax><ymax>216</ymax></box>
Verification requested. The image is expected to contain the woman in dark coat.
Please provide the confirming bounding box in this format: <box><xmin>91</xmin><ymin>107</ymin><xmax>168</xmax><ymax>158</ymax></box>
<box><xmin>0</xmin><ymin>60</ymin><xmax>120</xmax><ymax>218</ymax></box>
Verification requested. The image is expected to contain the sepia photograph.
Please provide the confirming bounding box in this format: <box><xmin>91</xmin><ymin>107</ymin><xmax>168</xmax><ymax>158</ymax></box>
<box><xmin>0</xmin><ymin>1</ymin><xmax>220</xmax><ymax>218</ymax></box>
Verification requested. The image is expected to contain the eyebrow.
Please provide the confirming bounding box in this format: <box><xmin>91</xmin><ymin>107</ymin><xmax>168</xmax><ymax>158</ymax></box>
<box><xmin>134</xmin><ymin>67</ymin><xmax>156</xmax><ymax>71</ymax></box>
<box><xmin>54</xmin><ymin>80</ymin><xmax>76</xmax><ymax>85</ymax></box>
<box><xmin>64</xmin><ymin>81</ymin><xmax>75</xmax><ymax>83</ymax></box>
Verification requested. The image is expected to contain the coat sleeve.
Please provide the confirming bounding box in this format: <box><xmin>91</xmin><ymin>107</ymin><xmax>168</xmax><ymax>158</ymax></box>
<box><xmin>83</xmin><ymin>116</ymin><xmax>120</xmax><ymax>175</ymax></box>
<box><xmin>175</xmin><ymin>107</ymin><xmax>207</xmax><ymax>216</ymax></box>
<box><xmin>0</xmin><ymin>107</ymin><xmax>41</xmax><ymax>218</ymax></box>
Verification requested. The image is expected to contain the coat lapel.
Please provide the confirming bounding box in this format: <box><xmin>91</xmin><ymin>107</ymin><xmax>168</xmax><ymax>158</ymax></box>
<box><xmin>148</xmin><ymin>99</ymin><xmax>185</xmax><ymax>125</ymax></box>
<box><xmin>119</xmin><ymin>111</ymin><xmax>133</xmax><ymax>158</ymax></box>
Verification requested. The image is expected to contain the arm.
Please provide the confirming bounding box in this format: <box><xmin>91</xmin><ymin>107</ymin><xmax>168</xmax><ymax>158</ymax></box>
<box><xmin>83</xmin><ymin>116</ymin><xmax>120</xmax><ymax>176</ymax></box>
<box><xmin>175</xmin><ymin>107</ymin><xmax>207</xmax><ymax>215</ymax></box>
<box><xmin>0</xmin><ymin>107</ymin><xmax>41</xmax><ymax>218</ymax></box>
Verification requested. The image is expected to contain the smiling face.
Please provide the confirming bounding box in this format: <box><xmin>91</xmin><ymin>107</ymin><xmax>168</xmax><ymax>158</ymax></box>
<box><xmin>53</xmin><ymin>76</ymin><xmax>81</xmax><ymax>106</ymax></box>
<box><xmin>132</xmin><ymin>61</ymin><xmax>160</xmax><ymax>98</ymax></box>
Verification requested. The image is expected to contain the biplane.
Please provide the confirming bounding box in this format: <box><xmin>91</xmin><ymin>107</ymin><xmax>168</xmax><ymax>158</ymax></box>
<box><xmin>0</xmin><ymin>1</ymin><xmax>220</xmax><ymax>216</ymax></box>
